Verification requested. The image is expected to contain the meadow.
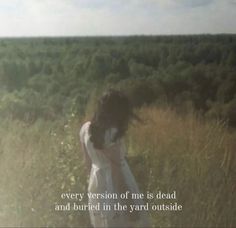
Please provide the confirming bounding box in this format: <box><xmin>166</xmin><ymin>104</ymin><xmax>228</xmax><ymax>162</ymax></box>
<box><xmin>0</xmin><ymin>105</ymin><xmax>235</xmax><ymax>227</ymax></box>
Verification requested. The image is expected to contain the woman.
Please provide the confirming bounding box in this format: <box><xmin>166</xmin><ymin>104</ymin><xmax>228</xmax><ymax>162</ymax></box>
<box><xmin>79</xmin><ymin>89</ymin><xmax>150</xmax><ymax>227</ymax></box>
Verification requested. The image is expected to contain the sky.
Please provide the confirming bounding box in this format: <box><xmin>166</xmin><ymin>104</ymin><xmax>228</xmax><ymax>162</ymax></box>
<box><xmin>0</xmin><ymin>0</ymin><xmax>235</xmax><ymax>37</ymax></box>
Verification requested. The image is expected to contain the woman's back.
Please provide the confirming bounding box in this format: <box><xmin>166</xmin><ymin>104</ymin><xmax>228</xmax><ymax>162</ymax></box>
<box><xmin>80</xmin><ymin>121</ymin><xmax>150</xmax><ymax>227</ymax></box>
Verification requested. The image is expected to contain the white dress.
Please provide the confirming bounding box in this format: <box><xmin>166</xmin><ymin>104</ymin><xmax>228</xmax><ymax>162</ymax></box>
<box><xmin>79</xmin><ymin>121</ymin><xmax>150</xmax><ymax>228</ymax></box>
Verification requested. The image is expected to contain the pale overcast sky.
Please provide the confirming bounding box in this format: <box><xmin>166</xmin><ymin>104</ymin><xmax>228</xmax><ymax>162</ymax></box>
<box><xmin>0</xmin><ymin>0</ymin><xmax>235</xmax><ymax>37</ymax></box>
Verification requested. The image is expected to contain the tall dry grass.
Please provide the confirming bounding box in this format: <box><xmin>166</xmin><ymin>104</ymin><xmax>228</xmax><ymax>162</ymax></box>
<box><xmin>0</xmin><ymin>106</ymin><xmax>235</xmax><ymax>227</ymax></box>
<box><xmin>128</xmin><ymin>106</ymin><xmax>236</xmax><ymax>227</ymax></box>
<box><xmin>0</xmin><ymin>117</ymin><xmax>89</xmax><ymax>227</ymax></box>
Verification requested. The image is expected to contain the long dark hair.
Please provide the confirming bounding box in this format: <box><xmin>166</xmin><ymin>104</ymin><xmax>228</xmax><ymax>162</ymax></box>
<box><xmin>89</xmin><ymin>89</ymin><xmax>134</xmax><ymax>149</ymax></box>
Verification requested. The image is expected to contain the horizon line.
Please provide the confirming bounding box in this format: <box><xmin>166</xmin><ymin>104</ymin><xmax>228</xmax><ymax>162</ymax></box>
<box><xmin>0</xmin><ymin>33</ymin><xmax>236</xmax><ymax>39</ymax></box>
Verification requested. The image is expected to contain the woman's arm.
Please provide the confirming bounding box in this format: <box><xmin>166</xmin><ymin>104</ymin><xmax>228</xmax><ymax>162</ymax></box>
<box><xmin>80</xmin><ymin>141</ymin><xmax>92</xmax><ymax>176</ymax></box>
<box><xmin>79</xmin><ymin>123</ymin><xmax>92</xmax><ymax>175</ymax></box>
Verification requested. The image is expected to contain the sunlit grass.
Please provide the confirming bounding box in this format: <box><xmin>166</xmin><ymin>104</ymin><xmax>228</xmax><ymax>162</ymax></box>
<box><xmin>128</xmin><ymin>106</ymin><xmax>236</xmax><ymax>227</ymax></box>
<box><xmin>0</xmin><ymin>107</ymin><xmax>235</xmax><ymax>227</ymax></box>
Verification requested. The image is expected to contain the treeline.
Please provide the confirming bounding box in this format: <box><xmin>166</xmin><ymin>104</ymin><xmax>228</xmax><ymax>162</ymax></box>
<box><xmin>0</xmin><ymin>35</ymin><xmax>236</xmax><ymax>125</ymax></box>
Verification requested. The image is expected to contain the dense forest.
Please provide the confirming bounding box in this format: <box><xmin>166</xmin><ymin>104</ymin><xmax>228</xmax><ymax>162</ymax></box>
<box><xmin>0</xmin><ymin>35</ymin><xmax>236</xmax><ymax>125</ymax></box>
<box><xmin>0</xmin><ymin>35</ymin><xmax>236</xmax><ymax>227</ymax></box>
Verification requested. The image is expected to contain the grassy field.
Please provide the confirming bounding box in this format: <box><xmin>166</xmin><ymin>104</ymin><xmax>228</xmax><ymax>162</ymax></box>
<box><xmin>0</xmin><ymin>106</ymin><xmax>235</xmax><ymax>227</ymax></box>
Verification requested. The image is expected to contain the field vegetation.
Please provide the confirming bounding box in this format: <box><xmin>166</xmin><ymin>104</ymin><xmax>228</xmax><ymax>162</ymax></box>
<box><xmin>0</xmin><ymin>35</ymin><xmax>235</xmax><ymax>227</ymax></box>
